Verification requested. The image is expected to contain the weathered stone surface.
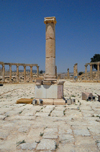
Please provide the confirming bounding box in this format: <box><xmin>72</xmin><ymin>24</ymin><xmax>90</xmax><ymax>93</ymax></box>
<box><xmin>59</xmin><ymin>134</ymin><xmax>74</xmax><ymax>144</ymax></box>
<box><xmin>97</xmin><ymin>142</ymin><xmax>100</xmax><ymax>150</ymax></box>
<box><xmin>73</xmin><ymin>129</ymin><xmax>90</xmax><ymax>136</ymax></box>
<box><xmin>19</xmin><ymin>142</ymin><xmax>37</xmax><ymax>150</ymax></box>
<box><xmin>46</xmin><ymin>39</ymin><xmax>55</xmax><ymax>57</ymax></box>
<box><xmin>43</xmin><ymin>128</ymin><xmax>58</xmax><ymax>139</ymax></box>
<box><xmin>36</xmin><ymin>139</ymin><xmax>56</xmax><ymax>150</ymax></box>
<box><xmin>57</xmin><ymin>144</ymin><xmax>75</xmax><ymax>152</ymax></box>
<box><xmin>0</xmin><ymin>81</ymin><xmax>100</xmax><ymax>152</ymax></box>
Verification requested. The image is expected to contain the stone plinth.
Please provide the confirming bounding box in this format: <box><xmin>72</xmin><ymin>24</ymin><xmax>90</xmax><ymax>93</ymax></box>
<box><xmin>35</xmin><ymin>84</ymin><xmax>63</xmax><ymax>99</ymax></box>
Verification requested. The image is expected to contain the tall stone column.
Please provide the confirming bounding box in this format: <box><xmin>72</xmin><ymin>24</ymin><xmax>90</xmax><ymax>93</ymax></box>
<box><xmin>85</xmin><ymin>65</ymin><xmax>87</xmax><ymax>80</ymax></box>
<box><xmin>55</xmin><ymin>66</ymin><xmax>57</xmax><ymax>78</ymax></box>
<box><xmin>67</xmin><ymin>68</ymin><xmax>70</xmax><ymax>79</ymax></box>
<box><xmin>9</xmin><ymin>64</ymin><xmax>12</xmax><ymax>82</ymax></box>
<box><xmin>44</xmin><ymin>17</ymin><xmax>57</xmax><ymax>83</ymax></box>
<box><xmin>75</xmin><ymin>63</ymin><xmax>78</xmax><ymax>77</ymax></box>
<box><xmin>16</xmin><ymin>65</ymin><xmax>19</xmax><ymax>82</ymax></box>
<box><xmin>2</xmin><ymin>64</ymin><xmax>5</xmax><ymax>82</ymax></box>
<box><xmin>90</xmin><ymin>64</ymin><xmax>92</xmax><ymax>80</ymax></box>
<box><xmin>97</xmin><ymin>63</ymin><xmax>100</xmax><ymax>80</ymax></box>
<box><xmin>73</xmin><ymin>65</ymin><xmax>75</xmax><ymax>77</ymax></box>
<box><xmin>30</xmin><ymin>66</ymin><xmax>33</xmax><ymax>82</ymax></box>
<box><xmin>37</xmin><ymin>66</ymin><xmax>39</xmax><ymax>77</ymax></box>
<box><xmin>24</xmin><ymin>65</ymin><xmax>26</xmax><ymax>82</ymax></box>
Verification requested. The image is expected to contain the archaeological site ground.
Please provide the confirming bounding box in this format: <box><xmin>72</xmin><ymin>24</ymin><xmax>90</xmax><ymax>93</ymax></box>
<box><xmin>0</xmin><ymin>17</ymin><xmax>100</xmax><ymax>152</ymax></box>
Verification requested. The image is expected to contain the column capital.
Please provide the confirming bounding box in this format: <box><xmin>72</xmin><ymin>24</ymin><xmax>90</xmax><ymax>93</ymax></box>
<box><xmin>2</xmin><ymin>64</ymin><xmax>5</xmax><ymax>67</ymax></box>
<box><xmin>9</xmin><ymin>64</ymin><xmax>12</xmax><ymax>67</ymax></box>
<box><xmin>24</xmin><ymin>65</ymin><xmax>26</xmax><ymax>68</ymax></box>
<box><xmin>16</xmin><ymin>65</ymin><xmax>19</xmax><ymax>68</ymax></box>
<box><xmin>44</xmin><ymin>17</ymin><xmax>57</xmax><ymax>24</ymax></box>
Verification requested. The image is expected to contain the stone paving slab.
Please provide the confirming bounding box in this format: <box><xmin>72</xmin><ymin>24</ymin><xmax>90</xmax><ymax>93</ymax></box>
<box><xmin>0</xmin><ymin>81</ymin><xmax>100</xmax><ymax>152</ymax></box>
<box><xmin>36</xmin><ymin>139</ymin><xmax>56</xmax><ymax>150</ymax></box>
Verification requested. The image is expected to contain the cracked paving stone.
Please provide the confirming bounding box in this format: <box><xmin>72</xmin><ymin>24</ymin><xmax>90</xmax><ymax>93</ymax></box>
<box><xmin>73</xmin><ymin>129</ymin><xmax>90</xmax><ymax>136</ymax></box>
<box><xmin>19</xmin><ymin>142</ymin><xmax>37</xmax><ymax>150</ymax></box>
<box><xmin>57</xmin><ymin>144</ymin><xmax>75</xmax><ymax>152</ymax></box>
<box><xmin>43</xmin><ymin>128</ymin><xmax>58</xmax><ymax>139</ymax></box>
<box><xmin>59</xmin><ymin>134</ymin><xmax>74</xmax><ymax>144</ymax></box>
<box><xmin>36</xmin><ymin>139</ymin><xmax>56</xmax><ymax>150</ymax></box>
<box><xmin>18</xmin><ymin>126</ymin><xmax>30</xmax><ymax>133</ymax></box>
<box><xmin>75</xmin><ymin>145</ymin><xmax>99</xmax><ymax>152</ymax></box>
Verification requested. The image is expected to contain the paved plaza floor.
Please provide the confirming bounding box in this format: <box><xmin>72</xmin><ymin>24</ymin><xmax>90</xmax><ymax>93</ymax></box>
<box><xmin>0</xmin><ymin>80</ymin><xmax>100</xmax><ymax>152</ymax></box>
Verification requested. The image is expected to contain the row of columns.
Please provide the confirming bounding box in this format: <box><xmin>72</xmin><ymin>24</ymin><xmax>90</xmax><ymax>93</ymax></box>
<box><xmin>67</xmin><ymin>63</ymin><xmax>78</xmax><ymax>79</ymax></box>
<box><xmin>73</xmin><ymin>63</ymin><xmax>78</xmax><ymax>77</ymax></box>
<box><xmin>0</xmin><ymin>63</ymin><xmax>39</xmax><ymax>83</ymax></box>
<box><xmin>85</xmin><ymin>62</ymin><xmax>100</xmax><ymax>80</ymax></box>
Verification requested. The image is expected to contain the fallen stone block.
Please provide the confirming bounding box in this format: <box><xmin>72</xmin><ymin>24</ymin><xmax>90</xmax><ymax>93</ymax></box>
<box><xmin>41</xmin><ymin>99</ymin><xmax>54</xmax><ymax>105</ymax></box>
<box><xmin>0</xmin><ymin>84</ymin><xmax>3</xmax><ymax>86</ymax></box>
<box><xmin>67</xmin><ymin>99</ymin><xmax>72</xmax><ymax>105</ymax></box>
<box><xmin>16</xmin><ymin>98</ymin><xmax>33</xmax><ymax>104</ymax></box>
<box><xmin>82</xmin><ymin>92</ymin><xmax>93</xmax><ymax>100</ymax></box>
<box><xmin>98</xmin><ymin>95</ymin><xmax>100</xmax><ymax>101</ymax></box>
<box><xmin>54</xmin><ymin>99</ymin><xmax>65</xmax><ymax>105</ymax></box>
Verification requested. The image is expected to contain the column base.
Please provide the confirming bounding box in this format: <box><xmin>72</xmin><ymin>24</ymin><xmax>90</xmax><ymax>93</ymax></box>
<box><xmin>35</xmin><ymin>84</ymin><xmax>63</xmax><ymax>99</ymax></box>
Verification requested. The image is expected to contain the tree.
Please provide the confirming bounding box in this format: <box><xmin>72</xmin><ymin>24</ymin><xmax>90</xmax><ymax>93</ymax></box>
<box><xmin>40</xmin><ymin>70</ymin><xmax>43</xmax><ymax>74</ymax></box>
<box><xmin>78</xmin><ymin>72</ymin><xmax>84</xmax><ymax>76</ymax></box>
<box><xmin>90</xmin><ymin>54</ymin><xmax>100</xmax><ymax>70</ymax></box>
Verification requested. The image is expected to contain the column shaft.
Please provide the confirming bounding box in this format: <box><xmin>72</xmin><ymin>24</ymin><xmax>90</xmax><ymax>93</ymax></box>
<box><xmin>9</xmin><ymin>65</ymin><xmax>12</xmax><ymax>82</ymax></box>
<box><xmin>44</xmin><ymin>17</ymin><xmax>56</xmax><ymax>81</ymax></box>
<box><xmin>16</xmin><ymin>65</ymin><xmax>19</xmax><ymax>82</ymax></box>
<box><xmin>30</xmin><ymin>66</ymin><xmax>33</xmax><ymax>81</ymax></box>
<box><xmin>90</xmin><ymin>65</ymin><xmax>92</xmax><ymax>80</ymax></box>
<box><xmin>97</xmin><ymin>63</ymin><xmax>100</xmax><ymax>80</ymax></box>
<box><xmin>85</xmin><ymin>66</ymin><xmax>87</xmax><ymax>80</ymax></box>
<box><xmin>24</xmin><ymin>66</ymin><xmax>26</xmax><ymax>82</ymax></box>
<box><xmin>37</xmin><ymin>66</ymin><xmax>39</xmax><ymax>77</ymax></box>
<box><xmin>67</xmin><ymin>68</ymin><xmax>69</xmax><ymax>79</ymax></box>
<box><xmin>2</xmin><ymin>64</ymin><xmax>5</xmax><ymax>82</ymax></box>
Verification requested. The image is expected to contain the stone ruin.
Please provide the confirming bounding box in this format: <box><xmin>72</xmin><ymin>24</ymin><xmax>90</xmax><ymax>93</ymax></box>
<box><xmin>35</xmin><ymin>17</ymin><xmax>64</xmax><ymax>101</ymax></box>
<box><xmin>0</xmin><ymin>62</ymin><xmax>39</xmax><ymax>83</ymax></box>
<box><xmin>66</xmin><ymin>62</ymin><xmax>100</xmax><ymax>82</ymax></box>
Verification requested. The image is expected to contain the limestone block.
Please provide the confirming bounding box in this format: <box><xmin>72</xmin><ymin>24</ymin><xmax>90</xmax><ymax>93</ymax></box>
<box><xmin>19</xmin><ymin>142</ymin><xmax>37</xmax><ymax>150</ymax></box>
<box><xmin>82</xmin><ymin>92</ymin><xmax>93</xmax><ymax>100</ymax></box>
<box><xmin>98</xmin><ymin>95</ymin><xmax>100</xmax><ymax>101</ymax></box>
<box><xmin>46</xmin><ymin>39</ymin><xmax>55</xmax><ymax>57</ymax></box>
<box><xmin>57</xmin><ymin>85</ymin><xmax>63</xmax><ymax>98</ymax></box>
<box><xmin>35</xmin><ymin>85</ymin><xmax>57</xmax><ymax>98</ymax></box>
<box><xmin>54</xmin><ymin>99</ymin><xmax>65</xmax><ymax>105</ymax></box>
<box><xmin>36</xmin><ymin>78</ymin><xmax>43</xmax><ymax>86</ymax></box>
<box><xmin>42</xmin><ymin>99</ymin><xmax>54</xmax><ymax>105</ymax></box>
<box><xmin>16</xmin><ymin>98</ymin><xmax>33</xmax><ymax>104</ymax></box>
<box><xmin>46</xmin><ymin>23</ymin><xmax>55</xmax><ymax>39</ymax></box>
<box><xmin>67</xmin><ymin>99</ymin><xmax>72</xmax><ymax>105</ymax></box>
<box><xmin>36</xmin><ymin>139</ymin><xmax>56</xmax><ymax>150</ymax></box>
<box><xmin>35</xmin><ymin>84</ymin><xmax>64</xmax><ymax>99</ymax></box>
<box><xmin>35</xmin><ymin>85</ymin><xmax>48</xmax><ymax>99</ymax></box>
<box><xmin>73</xmin><ymin>129</ymin><xmax>90</xmax><ymax>136</ymax></box>
<box><xmin>45</xmin><ymin>58</ymin><xmax>55</xmax><ymax>76</ymax></box>
<box><xmin>43</xmin><ymin>128</ymin><xmax>58</xmax><ymax>139</ymax></box>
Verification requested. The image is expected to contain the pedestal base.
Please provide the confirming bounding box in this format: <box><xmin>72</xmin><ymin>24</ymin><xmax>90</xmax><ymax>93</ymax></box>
<box><xmin>35</xmin><ymin>84</ymin><xmax>63</xmax><ymax>99</ymax></box>
<box><xmin>34</xmin><ymin>98</ymin><xmax>65</xmax><ymax>105</ymax></box>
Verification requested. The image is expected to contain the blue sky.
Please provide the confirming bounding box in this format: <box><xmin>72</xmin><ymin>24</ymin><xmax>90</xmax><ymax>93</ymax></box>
<box><xmin>0</xmin><ymin>0</ymin><xmax>100</xmax><ymax>73</ymax></box>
